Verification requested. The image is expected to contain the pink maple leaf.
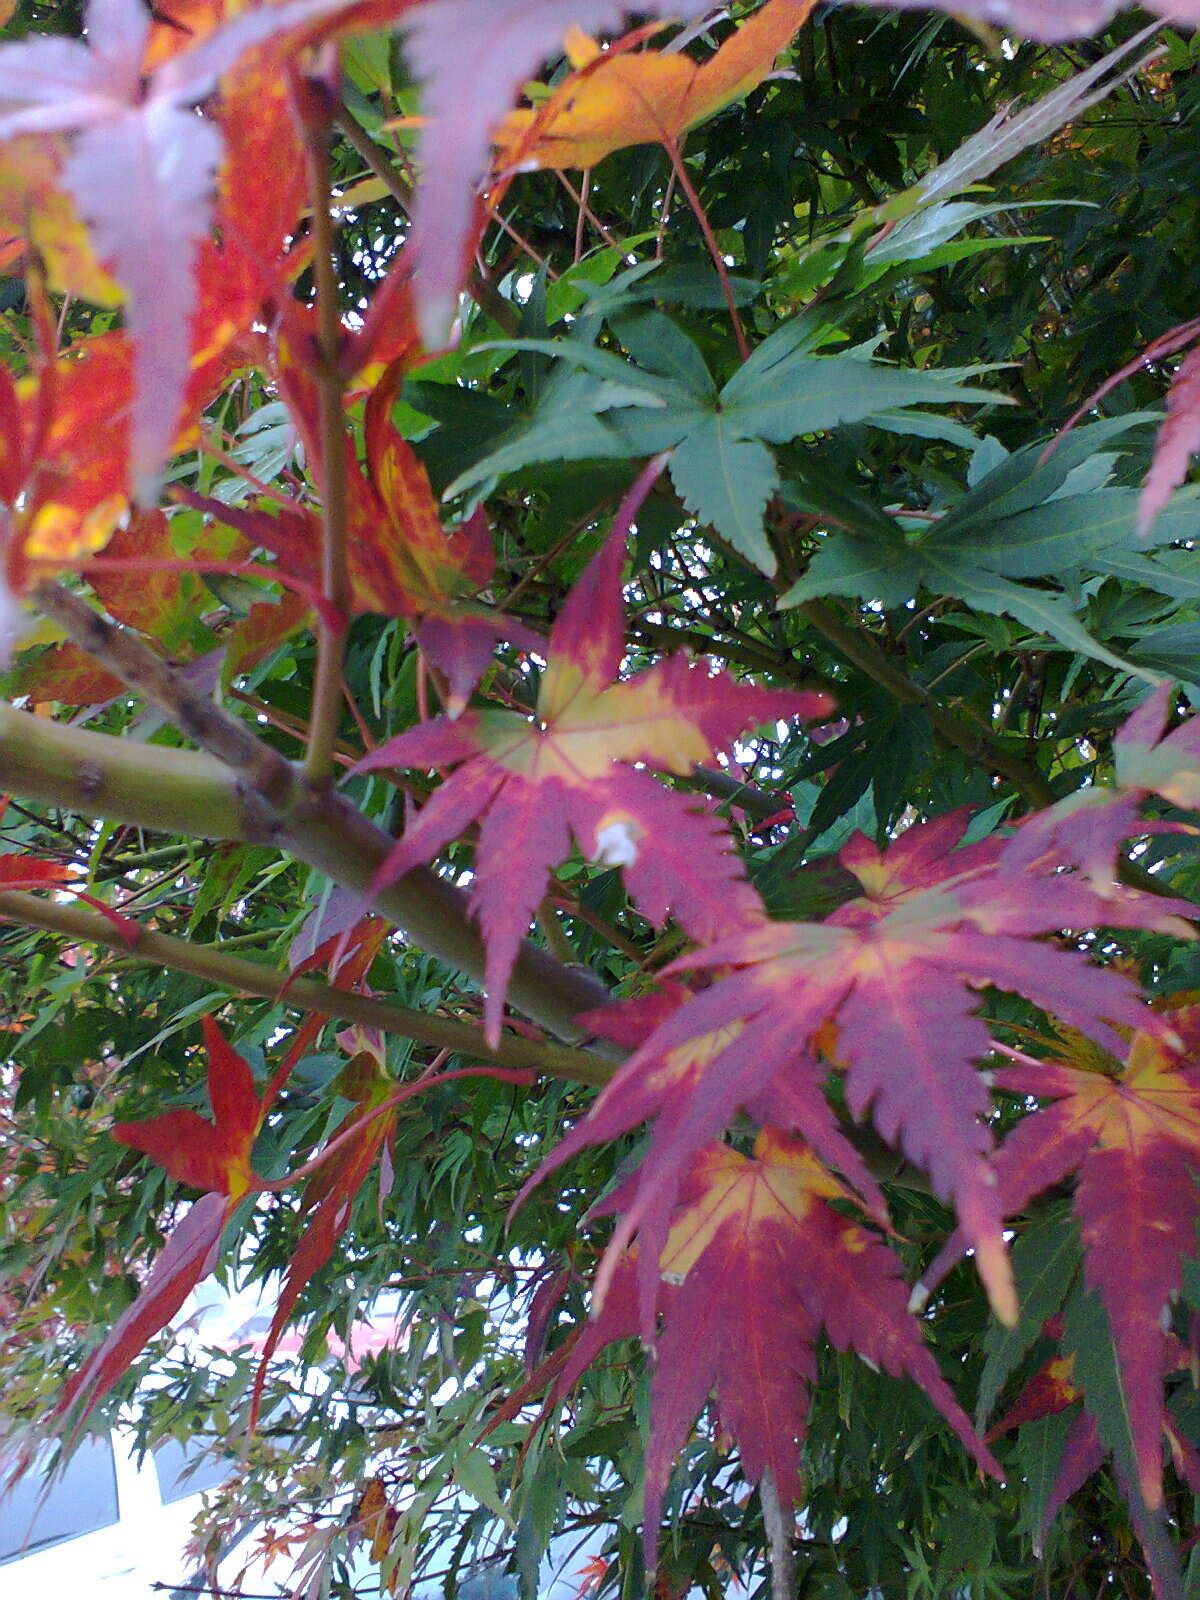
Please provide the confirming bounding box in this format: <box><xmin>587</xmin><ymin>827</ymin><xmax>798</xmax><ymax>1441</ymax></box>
<box><xmin>352</xmin><ymin>517</ymin><xmax>829</xmax><ymax>1044</ymax></box>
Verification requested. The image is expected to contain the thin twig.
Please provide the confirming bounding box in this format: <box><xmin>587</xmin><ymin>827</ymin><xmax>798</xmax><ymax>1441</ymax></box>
<box><xmin>663</xmin><ymin>135</ymin><xmax>749</xmax><ymax>361</ymax></box>
<box><xmin>798</xmin><ymin>598</ymin><xmax>1058</xmax><ymax>810</ymax></box>
<box><xmin>302</xmin><ymin>98</ymin><xmax>353</xmax><ymax>785</ymax></box>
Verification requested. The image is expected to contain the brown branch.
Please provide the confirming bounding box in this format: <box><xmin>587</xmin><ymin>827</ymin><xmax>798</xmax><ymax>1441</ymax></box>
<box><xmin>32</xmin><ymin>581</ymin><xmax>297</xmax><ymax>809</ymax></box>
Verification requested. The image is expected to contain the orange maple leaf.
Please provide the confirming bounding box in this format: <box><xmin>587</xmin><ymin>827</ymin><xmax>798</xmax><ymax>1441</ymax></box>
<box><xmin>494</xmin><ymin>0</ymin><xmax>814</xmax><ymax>174</ymax></box>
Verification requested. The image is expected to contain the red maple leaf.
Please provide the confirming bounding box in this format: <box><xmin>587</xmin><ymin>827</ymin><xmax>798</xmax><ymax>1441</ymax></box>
<box><xmin>924</xmin><ymin>1005</ymin><xmax>1200</xmax><ymax>1515</ymax></box>
<box><xmin>55</xmin><ymin>1016</ymin><xmax>266</xmax><ymax>1432</ymax></box>
<box><xmin>542</xmin><ymin>1129</ymin><xmax>1000</xmax><ymax>1576</ymax></box>
<box><xmin>0</xmin><ymin>0</ymin><xmax>368</xmax><ymax>493</ymax></box>
<box><xmin>114</xmin><ymin>1014</ymin><xmax>265</xmax><ymax>1200</ymax></box>
<box><xmin>1140</xmin><ymin>342</ymin><xmax>1200</xmax><ymax>538</ymax></box>
<box><xmin>526</xmin><ymin>802</ymin><xmax>1190</xmax><ymax>1331</ymax></box>
<box><xmin>248</xmin><ymin>1041</ymin><xmax>399</xmax><ymax>1426</ymax></box>
<box><xmin>186</xmin><ymin>346</ymin><xmax>538</xmax><ymax>709</ymax></box>
<box><xmin>353</xmin><ymin>523</ymin><xmax>828</xmax><ymax>1043</ymax></box>
<box><xmin>985</xmin><ymin>1319</ymin><xmax>1200</xmax><ymax>1564</ymax></box>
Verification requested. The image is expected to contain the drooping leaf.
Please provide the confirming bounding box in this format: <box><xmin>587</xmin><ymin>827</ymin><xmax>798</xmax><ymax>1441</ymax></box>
<box><xmin>54</xmin><ymin>1190</ymin><xmax>227</xmax><ymax>1433</ymax></box>
<box><xmin>953</xmin><ymin>1011</ymin><xmax>1200</xmax><ymax>1515</ymax></box>
<box><xmin>539</xmin><ymin>1129</ymin><xmax>1000</xmax><ymax>1579</ymax></box>
<box><xmin>399</xmin><ymin>0</ymin><xmax>713</xmax><ymax>345</ymax></box>
<box><xmin>249</xmin><ymin>1046</ymin><xmax>399</xmax><ymax>1425</ymax></box>
<box><xmin>0</xmin><ymin>0</ymin><xmax>362</xmax><ymax>491</ymax></box>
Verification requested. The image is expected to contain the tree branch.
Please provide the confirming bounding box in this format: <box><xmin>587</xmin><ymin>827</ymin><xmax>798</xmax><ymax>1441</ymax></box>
<box><xmin>0</xmin><ymin>702</ymin><xmax>273</xmax><ymax>842</ymax></box>
<box><xmin>0</xmin><ymin>891</ymin><xmax>611</xmax><ymax>1086</ymax></box>
<box><xmin>797</xmin><ymin>599</ymin><xmax>1059</xmax><ymax>810</ymax></box>
<box><xmin>0</xmin><ymin>699</ymin><xmax>612</xmax><ymax>1043</ymax></box>
<box><xmin>32</xmin><ymin>581</ymin><xmax>297</xmax><ymax>809</ymax></box>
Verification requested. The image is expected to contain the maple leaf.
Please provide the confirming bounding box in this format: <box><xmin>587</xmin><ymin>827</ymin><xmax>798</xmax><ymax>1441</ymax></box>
<box><xmin>0</xmin><ymin>796</ymin><xmax>72</xmax><ymax>889</ymax></box>
<box><xmin>54</xmin><ymin>1016</ymin><xmax>265</xmax><ymax>1431</ymax></box>
<box><xmin>249</xmin><ymin>1043</ymin><xmax>399</xmax><ymax>1426</ymax></box>
<box><xmin>1114</xmin><ymin>680</ymin><xmax>1200</xmax><ymax>810</ymax></box>
<box><xmin>532</xmin><ymin>804</ymin><xmax>1190</xmax><ymax>1331</ymax></box>
<box><xmin>353</xmin><ymin>521</ymin><xmax>828</xmax><ymax>1043</ymax></box>
<box><xmin>0</xmin><ymin>0</ymin><xmax>362</xmax><ymax>492</ymax></box>
<box><xmin>399</xmin><ymin>0</ymin><xmax>715</xmax><ymax>344</ymax></box>
<box><xmin>493</xmin><ymin>0</ymin><xmax>814</xmax><ymax>174</ymax></box>
<box><xmin>114</xmin><ymin>1013</ymin><xmax>265</xmax><ymax>1200</ymax></box>
<box><xmin>1138</xmin><ymin>342</ymin><xmax>1200</xmax><ymax>539</ymax></box>
<box><xmin>923</xmin><ymin>1007</ymin><xmax>1200</xmax><ymax>1515</ymax></box>
<box><xmin>184</xmin><ymin>348</ymin><xmax>535</xmax><ymax>708</ymax></box>
<box><xmin>517</xmin><ymin>981</ymin><xmax>895</xmax><ymax>1333</ymax></box>
<box><xmin>542</xmin><ymin>1129</ymin><xmax>1001</xmax><ymax>1577</ymax></box>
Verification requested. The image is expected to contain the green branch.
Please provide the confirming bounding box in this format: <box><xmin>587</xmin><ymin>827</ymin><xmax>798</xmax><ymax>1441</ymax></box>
<box><xmin>0</xmin><ymin>703</ymin><xmax>271</xmax><ymax>842</ymax></box>
<box><xmin>0</xmin><ymin>891</ymin><xmax>610</xmax><ymax>1086</ymax></box>
<box><xmin>33</xmin><ymin>581</ymin><xmax>298</xmax><ymax>808</ymax></box>
<box><xmin>0</xmin><ymin>700</ymin><xmax>612</xmax><ymax>1044</ymax></box>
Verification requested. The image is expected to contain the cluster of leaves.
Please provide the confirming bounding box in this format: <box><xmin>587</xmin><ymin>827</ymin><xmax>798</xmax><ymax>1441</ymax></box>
<box><xmin>2</xmin><ymin>3</ymin><xmax>1200</xmax><ymax>1599</ymax></box>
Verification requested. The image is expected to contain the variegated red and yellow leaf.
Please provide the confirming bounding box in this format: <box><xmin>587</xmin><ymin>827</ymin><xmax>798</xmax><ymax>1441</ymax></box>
<box><xmin>538</xmin><ymin>1129</ymin><xmax>1000</xmax><ymax>1578</ymax></box>
<box><xmin>354</xmin><ymin>523</ymin><xmax>827</xmax><ymax>1043</ymax></box>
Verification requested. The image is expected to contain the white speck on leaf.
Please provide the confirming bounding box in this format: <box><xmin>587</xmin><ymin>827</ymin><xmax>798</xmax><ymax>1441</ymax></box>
<box><xmin>595</xmin><ymin>819</ymin><xmax>639</xmax><ymax>868</ymax></box>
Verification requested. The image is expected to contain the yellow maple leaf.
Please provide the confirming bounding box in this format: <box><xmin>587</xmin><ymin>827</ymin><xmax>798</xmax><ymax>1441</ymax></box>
<box><xmin>494</xmin><ymin>0</ymin><xmax>814</xmax><ymax>173</ymax></box>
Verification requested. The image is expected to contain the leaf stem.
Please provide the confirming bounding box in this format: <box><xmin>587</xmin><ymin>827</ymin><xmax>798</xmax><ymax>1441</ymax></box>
<box><xmin>303</xmin><ymin>99</ymin><xmax>353</xmax><ymax>786</ymax></box>
<box><xmin>663</xmin><ymin>136</ymin><xmax>750</xmax><ymax>363</ymax></box>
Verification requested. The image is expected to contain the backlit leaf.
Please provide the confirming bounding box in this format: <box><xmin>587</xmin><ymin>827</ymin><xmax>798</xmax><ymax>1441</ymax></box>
<box><xmin>493</xmin><ymin>0</ymin><xmax>814</xmax><ymax>174</ymax></box>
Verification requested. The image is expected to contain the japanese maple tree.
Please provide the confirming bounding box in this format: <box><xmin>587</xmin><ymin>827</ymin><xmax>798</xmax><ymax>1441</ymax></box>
<box><xmin>0</xmin><ymin>2</ymin><xmax>1199</xmax><ymax>1598</ymax></box>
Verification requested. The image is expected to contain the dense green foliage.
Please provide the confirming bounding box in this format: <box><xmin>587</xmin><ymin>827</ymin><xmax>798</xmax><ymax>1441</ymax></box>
<box><xmin>3</xmin><ymin>4</ymin><xmax>1200</xmax><ymax>1597</ymax></box>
